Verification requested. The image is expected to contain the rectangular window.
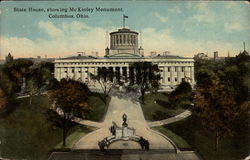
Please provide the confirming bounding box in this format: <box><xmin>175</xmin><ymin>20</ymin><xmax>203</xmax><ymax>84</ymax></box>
<box><xmin>168</xmin><ymin>67</ymin><xmax>170</xmax><ymax>72</ymax></box>
<box><xmin>182</xmin><ymin>67</ymin><xmax>184</xmax><ymax>72</ymax></box>
<box><xmin>168</xmin><ymin>77</ymin><xmax>170</xmax><ymax>82</ymax></box>
<box><xmin>175</xmin><ymin>77</ymin><xmax>177</xmax><ymax>82</ymax></box>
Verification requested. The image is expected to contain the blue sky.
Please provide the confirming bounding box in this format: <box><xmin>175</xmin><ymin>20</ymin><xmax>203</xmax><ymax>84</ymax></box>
<box><xmin>0</xmin><ymin>1</ymin><xmax>249</xmax><ymax>58</ymax></box>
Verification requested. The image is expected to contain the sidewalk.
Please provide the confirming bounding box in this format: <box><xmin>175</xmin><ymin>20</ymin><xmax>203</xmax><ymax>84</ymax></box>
<box><xmin>147</xmin><ymin>110</ymin><xmax>192</xmax><ymax>127</ymax></box>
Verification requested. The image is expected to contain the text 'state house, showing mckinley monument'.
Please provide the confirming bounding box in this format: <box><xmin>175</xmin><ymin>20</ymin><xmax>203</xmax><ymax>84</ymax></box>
<box><xmin>54</xmin><ymin>25</ymin><xmax>195</xmax><ymax>91</ymax></box>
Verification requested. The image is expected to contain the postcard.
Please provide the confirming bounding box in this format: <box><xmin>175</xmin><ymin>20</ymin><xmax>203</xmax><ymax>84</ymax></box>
<box><xmin>0</xmin><ymin>1</ymin><xmax>249</xmax><ymax>160</ymax></box>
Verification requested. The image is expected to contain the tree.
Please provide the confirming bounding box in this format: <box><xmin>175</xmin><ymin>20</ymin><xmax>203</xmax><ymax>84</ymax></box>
<box><xmin>0</xmin><ymin>71</ymin><xmax>14</xmax><ymax>97</ymax></box>
<box><xmin>129</xmin><ymin>62</ymin><xmax>161</xmax><ymax>104</ymax></box>
<box><xmin>169</xmin><ymin>81</ymin><xmax>192</xmax><ymax>108</ymax></box>
<box><xmin>194</xmin><ymin>79</ymin><xmax>238</xmax><ymax>151</ymax></box>
<box><xmin>0</xmin><ymin>88</ymin><xmax>7</xmax><ymax>111</ymax></box>
<box><xmin>26</xmin><ymin>78</ymin><xmax>39</xmax><ymax>105</ymax></box>
<box><xmin>48</xmin><ymin>79</ymin><xmax>90</xmax><ymax>146</ymax></box>
<box><xmin>90</xmin><ymin>67</ymin><xmax>115</xmax><ymax>103</ymax></box>
<box><xmin>38</xmin><ymin>61</ymin><xmax>54</xmax><ymax>84</ymax></box>
<box><xmin>2</xmin><ymin>59</ymin><xmax>33</xmax><ymax>93</ymax></box>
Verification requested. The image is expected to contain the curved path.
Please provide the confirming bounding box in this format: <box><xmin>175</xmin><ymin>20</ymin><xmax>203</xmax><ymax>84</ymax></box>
<box><xmin>147</xmin><ymin>110</ymin><xmax>192</xmax><ymax>127</ymax></box>
<box><xmin>73</xmin><ymin>96</ymin><xmax>175</xmax><ymax>150</ymax></box>
<box><xmin>76</xmin><ymin>109</ymin><xmax>191</xmax><ymax>128</ymax></box>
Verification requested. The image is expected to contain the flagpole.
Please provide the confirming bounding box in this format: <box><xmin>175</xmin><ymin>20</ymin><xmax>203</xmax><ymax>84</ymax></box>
<box><xmin>123</xmin><ymin>14</ymin><xmax>125</xmax><ymax>28</ymax></box>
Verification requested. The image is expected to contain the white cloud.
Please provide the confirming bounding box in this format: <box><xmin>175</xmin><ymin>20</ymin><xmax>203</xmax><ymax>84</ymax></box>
<box><xmin>169</xmin><ymin>6</ymin><xmax>181</xmax><ymax>14</ymax></box>
<box><xmin>224</xmin><ymin>22</ymin><xmax>244</xmax><ymax>32</ymax></box>
<box><xmin>154</xmin><ymin>12</ymin><xmax>168</xmax><ymax>23</ymax></box>
<box><xmin>225</xmin><ymin>1</ymin><xmax>238</xmax><ymax>9</ymax></box>
<box><xmin>1</xmin><ymin>21</ymin><xmax>107</xmax><ymax>58</ymax></box>
<box><xmin>38</xmin><ymin>21</ymin><xmax>64</xmax><ymax>38</ymax></box>
<box><xmin>192</xmin><ymin>2</ymin><xmax>215</xmax><ymax>23</ymax></box>
<box><xmin>141</xmin><ymin>27</ymin><xmax>241</xmax><ymax>57</ymax></box>
<box><xmin>0</xmin><ymin>21</ymin><xmax>243</xmax><ymax>59</ymax></box>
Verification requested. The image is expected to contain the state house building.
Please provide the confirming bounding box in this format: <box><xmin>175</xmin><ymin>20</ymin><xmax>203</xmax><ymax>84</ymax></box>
<box><xmin>54</xmin><ymin>27</ymin><xmax>195</xmax><ymax>91</ymax></box>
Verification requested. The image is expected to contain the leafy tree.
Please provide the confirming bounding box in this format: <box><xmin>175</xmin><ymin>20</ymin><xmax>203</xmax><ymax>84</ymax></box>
<box><xmin>2</xmin><ymin>59</ymin><xmax>33</xmax><ymax>92</ymax></box>
<box><xmin>48</xmin><ymin>79</ymin><xmax>90</xmax><ymax>146</ymax></box>
<box><xmin>90</xmin><ymin>67</ymin><xmax>115</xmax><ymax>103</ymax></box>
<box><xmin>194</xmin><ymin>51</ymin><xmax>250</xmax><ymax>151</ymax></box>
<box><xmin>195</xmin><ymin>79</ymin><xmax>238</xmax><ymax>151</ymax></box>
<box><xmin>26</xmin><ymin>78</ymin><xmax>39</xmax><ymax>105</ymax></box>
<box><xmin>46</xmin><ymin>78</ymin><xmax>59</xmax><ymax>90</ymax></box>
<box><xmin>223</xmin><ymin>52</ymin><xmax>250</xmax><ymax>104</ymax></box>
<box><xmin>38</xmin><ymin>61</ymin><xmax>54</xmax><ymax>84</ymax></box>
<box><xmin>129</xmin><ymin>62</ymin><xmax>161</xmax><ymax>104</ymax></box>
<box><xmin>169</xmin><ymin>81</ymin><xmax>192</xmax><ymax>108</ymax></box>
<box><xmin>0</xmin><ymin>71</ymin><xmax>14</xmax><ymax>97</ymax></box>
<box><xmin>0</xmin><ymin>88</ymin><xmax>7</xmax><ymax>111</ymax></box>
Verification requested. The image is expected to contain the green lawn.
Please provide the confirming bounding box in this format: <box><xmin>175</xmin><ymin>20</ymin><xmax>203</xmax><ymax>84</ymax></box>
<box><xmin>153</xmin><ymin>126</ymin><xmax>192</xmax><ymax>150</ymax></box>
<box><xmin>142</xmin><ymin>92</ymin><xmax>185</xmax><ymax>121</ymax></box>
<box><xmin>85</xmin><ymin>93</ymin><xmax>110</xmax><ymax>122</ymax></box>
<box><xmin>0</xmin><ymin>93</ymin><xmax>106</xmax><ymax>160</ymax></box>
<box><xmin>158</xmin><ymin>115</ymin><xmax>249</xmax><ymax>160</ymax></box>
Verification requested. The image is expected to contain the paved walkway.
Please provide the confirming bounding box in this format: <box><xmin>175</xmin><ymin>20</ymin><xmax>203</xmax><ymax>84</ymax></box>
<box><xmin>73</xmin><ymin>96</ymin><xmax>175</xmax><ymax>150</ymax></box>
<box><xmin>147</xmin><ymin>110</ymin><xmax>192</xmax><ymax>127</ymax></box>
<box><xmin>76</xmin><ymin>109</ymin><xmax>191</xmax><ymax>128</ymax></box>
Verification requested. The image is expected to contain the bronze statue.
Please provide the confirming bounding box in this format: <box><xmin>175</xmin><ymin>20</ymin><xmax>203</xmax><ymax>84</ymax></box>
<box><xmin>122</xmin><ymin>113</ymin><xmax>128</xmax><ymax>127</ymax></box>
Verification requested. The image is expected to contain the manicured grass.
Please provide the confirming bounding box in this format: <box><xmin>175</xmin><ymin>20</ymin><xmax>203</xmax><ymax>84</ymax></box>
<box><xmin>85</xmin><ymin>93</ymin><xmax>110</xmax><ymax>122</ymax></box>
<box><xmin>141</xmin><ymin>92</ymin><xmax>185</xmax><ymax>121</ymax></box>
<box><xmin>54</xmin><ymin>125</ymin><xmax>95</xmax><ymax>149</ymax></box>
<box><xmin>0</xmin><ymin>94</ymin><xmax>104</xmax><ymax>160</ymax></box>
<box><xmin>160</xmin><ymin>115</ymin><xmax>249</xmax><ymax>160</ymax></box>
<box><xmin>153</xmin><ymin>126</ymin><xmax>192</xmax><ymax>150</ymax></box>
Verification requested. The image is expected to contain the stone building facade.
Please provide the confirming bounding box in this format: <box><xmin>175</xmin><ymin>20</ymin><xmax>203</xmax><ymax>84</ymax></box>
<box><xmin>54</xmin><ymin>28</ymin><xmax>195</xmax><ymax>91</ymax></box>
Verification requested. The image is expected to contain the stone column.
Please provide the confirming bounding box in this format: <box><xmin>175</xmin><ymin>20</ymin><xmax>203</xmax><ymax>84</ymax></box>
<box><xmin>116</xmin><ymin>35</ymin><xmax>119</xmax><ymax>45</ymax></box>
<box><xmin>58</xmin><ymin>67</ymin><xmax>61</xmax><ymax>80</ymax></box>
<box><xmin>80</xmin><ymin>67</ymin><xmax>84</xmax><ymax>82</ymax></box>
<box><xmin>163</xmin><ymin>67</ymin><xmax>166</xmax><ymax>84</ymax></box>
<box><xmin>177</xmin><ymin>66</ymin><xmax>181</xmax><ymax>83</ymax></box>
<box><xmin>170</xmin><ymin>66</ymin><xmax>174</xmax><ymax>85</ymax></box>
<box><xmin>67</xmin><ymin>67</ymin><xmax>70</xmax><ymax>78</ymax></box>
<box><xmin>74</xmin><ymin>67</ymin><xmax>77</xmax><ymax>80</ymax></box>
<box><xmin>62</xmin><ymin>68</ymin><xmax>66</xmax><ymax>79</ymax></box>
<box><xmin>54</xmin><ymin>67</ymin><xmax>58</xmax><ymax>80</ymax></box>
<box><xmin>134</xmin><ymin>67</ymin><xmax>136</xmax><ymax>82</ymax></box>
<box><xmin>135</xmin><ymin>35</ymin><xmax>137</xmax><ymax>47</ymax></box>
<box><xmin>159</xmin><ymin>67</ymin><xmax>163</xmax><ymax>84</ymax></box>
<box><xmin>119</xmin><ymin>67</ymin><xmax>122</xmax><ymax>77</ymax></box>
<box><xmin>190</xmin><ymin>66</ymin><xmax>194</xmax><ymax>83</ymax></box>
<box><xmin>110</xmin><ymin>35</ymin><xmax>112</xmax><ymax>48</ymax></box>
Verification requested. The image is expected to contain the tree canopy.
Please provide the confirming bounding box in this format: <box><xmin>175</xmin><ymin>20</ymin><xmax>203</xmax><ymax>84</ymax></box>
<box><xmin>194</xmin><ymin>51</ymin><xmax>250</xmax><ymax>150</ymax></box>
<box><xmin>90</xmin><ymin>67</ymin><xmax>115</xmax><ymax>103</ymax></box>
<box><xmin>129</xmin><ymin>62</ymin><xmax>161</xmax><ymax>103</ymax></box>
<box><xmin>168</xmin><ymin>81</ymin><xmax>193</xmax><ymax>108</ymax></box>
<box><xmin>48</xmin><ymin>78</ymin><xmax>90</xmax><ymax>146</ymax></box>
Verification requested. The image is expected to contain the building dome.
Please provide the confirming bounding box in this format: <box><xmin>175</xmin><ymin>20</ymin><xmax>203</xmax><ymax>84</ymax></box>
<box><xmin>110</xmin><ymin>28</ymin><xmax>138</xmax><ymax>50</ymax></box>
<box><xmin>106</xmin><ymin>28</ymin><xmax>141</xmax><ymax>57</ymax></box>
